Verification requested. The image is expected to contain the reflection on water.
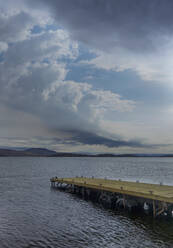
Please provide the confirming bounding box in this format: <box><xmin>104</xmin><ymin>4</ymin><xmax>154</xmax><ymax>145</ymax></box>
<box><xmin>0</xmin><ymin>157</ymin><xmax>173</xmax><ymax>247</ymax></box>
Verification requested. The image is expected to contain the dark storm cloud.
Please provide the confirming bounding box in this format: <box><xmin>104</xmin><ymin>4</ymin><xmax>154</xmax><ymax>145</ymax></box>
<box><xmin>29</xmin><ymin>0</ymin><xmax>173</xmax><ymax>52</ymax></box>
<box><xmin>58</xmin><ymin>129</ymin><xmax>150</xmax><ymax>148</ymax></box>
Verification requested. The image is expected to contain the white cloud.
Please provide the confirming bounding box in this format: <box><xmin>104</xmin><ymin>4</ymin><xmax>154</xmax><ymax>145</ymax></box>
<box><xmin>0</xmin><ymin>25</ymin><xmax>78</xmax><ymax>101</ymax></box>
<box><xmin>0</xmin><ymin>0</ymin><xmax>135</xmax><ymax>146</ymax></box>
<box><xmin>0</xmin><ymin>0</ymin><xmax>55</xmax><ymax>47</ymax></box>
<box><xmin>42</xmin><ymin>80</ymin><xmax>135</xmax><ymax>121</ymax></box>
<box><xmin>80</xmin><ymin>34</ymin><xmax>173</xmax><ymax>84</ymax></box>
<box><xmin>0</xmin><ymin>42</ymin><xmax>8</xmax><ymax>53</ymax></box>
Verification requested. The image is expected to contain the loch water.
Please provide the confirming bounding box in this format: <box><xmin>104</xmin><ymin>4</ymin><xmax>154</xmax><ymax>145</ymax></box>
<box><xmin>0</xmin><ymin>157</ymin><xmax>173</xmax><ymax>248</ymax></box>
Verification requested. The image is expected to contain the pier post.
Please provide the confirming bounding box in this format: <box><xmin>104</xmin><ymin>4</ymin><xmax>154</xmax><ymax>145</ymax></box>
<box><xmin>153</xmin><ymin>200</ymin><xmax>156</xmax><ymax>217</ymax></box>
<box><xmin>123</xmin><ymin>195</ymin><xmax>126</xmax><ymax>209</ymax></box>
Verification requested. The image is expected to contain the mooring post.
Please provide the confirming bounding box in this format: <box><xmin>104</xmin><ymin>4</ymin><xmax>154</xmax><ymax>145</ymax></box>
<box><xmin>153</xmin><ymin>200</ymin><xmax>156</xmax><ymax>217</ymax></box>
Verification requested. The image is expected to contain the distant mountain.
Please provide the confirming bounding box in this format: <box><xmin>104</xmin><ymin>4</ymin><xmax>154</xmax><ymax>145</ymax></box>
<box><xmin>0</xmin><ymin>149</ymin><xmax>24</xmax><ymax>156</ymax></box>
<box><xmin>0</xmin><ymin>148</ymin><xmax>57</xmax><ymax>157</ymax></box>
<box><xmin>24</xmin><ymin>148</ymin><xmax>57</xmax><ymax>156</ymax></box>
<box><xmin>0</xmin><ymin>148</ymin><xmax>173</xmax><ymax>157</ymax></box>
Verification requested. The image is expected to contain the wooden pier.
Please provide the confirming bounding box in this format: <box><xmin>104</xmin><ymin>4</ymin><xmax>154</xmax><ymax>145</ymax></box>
<box><xmin>50</xmin><ymin>177</ymin><xmax>173</xmax><ymax>218</ymax></box>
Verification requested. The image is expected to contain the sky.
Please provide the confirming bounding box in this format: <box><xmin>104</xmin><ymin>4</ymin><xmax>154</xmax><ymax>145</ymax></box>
<box><xmin>0</xmin><ymin>0</ymin><xmax>173</xmax><ymax>154</ymax></box>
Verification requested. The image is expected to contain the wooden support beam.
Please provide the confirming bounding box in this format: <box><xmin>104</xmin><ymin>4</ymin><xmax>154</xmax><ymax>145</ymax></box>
<box><xmin>155</xmin><ymin>202</ymin><xmax>167</xmax><ymax>217</ymax></box>
<box><xmin>156</xmin><ymin>207</ymin><xmax>165</xmax><ymax>217</ymax></box>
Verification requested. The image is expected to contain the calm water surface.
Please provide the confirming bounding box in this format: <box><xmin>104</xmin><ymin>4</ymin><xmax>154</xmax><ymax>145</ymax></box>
<box><xmin>0</xmin><ymin>157</ymin><xmax>173</xmax><ymax>247</ymax></box>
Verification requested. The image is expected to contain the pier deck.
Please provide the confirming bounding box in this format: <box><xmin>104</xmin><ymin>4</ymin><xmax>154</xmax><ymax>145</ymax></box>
<box><xmin>50</xmin><ymin>177</ymin><xmax>173</xmax><ymax>217</ymax></box>
<box><xmin>50</xmin><ymin>177</ymin><xmax>173</xmax><ymax>204</ymax></box>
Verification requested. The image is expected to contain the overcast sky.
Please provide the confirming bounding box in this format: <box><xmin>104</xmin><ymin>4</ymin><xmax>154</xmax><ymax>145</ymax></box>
<box><xmin>0</xmin><ymin>0</ymin><xmax>173</xmax><ymax>153</ymax></box>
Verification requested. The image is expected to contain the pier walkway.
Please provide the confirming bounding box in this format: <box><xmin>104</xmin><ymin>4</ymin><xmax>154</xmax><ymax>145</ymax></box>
<box><xmin>50</xmin><ymin>177</ymin><xmax>173</xmax><ymax>217</ymax></box>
